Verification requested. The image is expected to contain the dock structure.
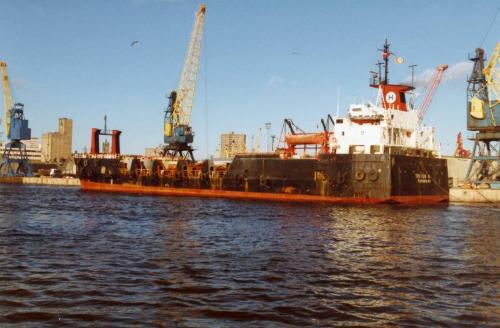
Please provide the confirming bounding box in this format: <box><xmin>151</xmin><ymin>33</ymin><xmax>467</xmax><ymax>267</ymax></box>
<box><xmin>450</xmin><ymin>186</ymin><xmax>500</xmax><ymax>203</ymax></box>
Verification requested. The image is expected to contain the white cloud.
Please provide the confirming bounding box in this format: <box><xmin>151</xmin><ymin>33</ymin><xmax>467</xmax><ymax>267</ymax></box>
<box><xmin>266</xmin><ymin>75</ymin><xmax>284</xmax><ymax>89</ymax></box>
<box><xmin>406</xmin><ymin>61</ymin><xmax>473</xmax><ymax>88</ymax></box>
<box><xmin>444</xmin><ymin>61</ymin><xmax>473</xmax><ymax>82</ymax></box>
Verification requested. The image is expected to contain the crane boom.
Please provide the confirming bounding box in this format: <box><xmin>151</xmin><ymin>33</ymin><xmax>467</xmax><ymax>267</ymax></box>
<box><xmin>417</xmin><ymin>64</ymin><xmax>448</xmax><ymax>124</ymax></box>
<box><xmin>0</xmin><ymin>61</ymin><xmax>13</xmax><ymax>138</ymax></box>
<box><xmin>483</xmin><ymin>41</ymin><xmax>500</xmax><ymax>109</ymax></box>
<box><xmin>175</xmin><ymin>4</ymin><xmax>206</xmax><ymax>126</ymax></box>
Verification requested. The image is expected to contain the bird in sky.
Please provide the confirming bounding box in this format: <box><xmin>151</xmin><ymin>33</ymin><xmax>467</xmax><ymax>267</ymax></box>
<box><xmin>291</xmin><ymin>50</ymin><xmax>300</xmax><ymax>55</ymax></box>
<box><xmin>130</xmin><ymin>41</ymin><xmax>140</xmax><ymax>47</ymax></box>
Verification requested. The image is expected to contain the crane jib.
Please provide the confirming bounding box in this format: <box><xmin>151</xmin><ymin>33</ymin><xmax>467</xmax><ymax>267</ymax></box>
<box><xmin>0</xmin><ymin>61</ymin><xmax>14</xmax><ymax>138</ymax></box>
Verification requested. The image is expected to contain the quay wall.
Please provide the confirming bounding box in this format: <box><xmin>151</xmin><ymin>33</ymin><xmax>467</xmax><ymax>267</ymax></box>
<box><xmin>450</xmin><ymin>187</ymin><xmax>500</xmax><ymax>203</ymax></box>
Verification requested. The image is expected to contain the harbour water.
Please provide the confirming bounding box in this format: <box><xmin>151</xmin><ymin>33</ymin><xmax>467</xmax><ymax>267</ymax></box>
<box><xmin>0</xmin><ymin>185</ymin><xmax>498</xmax><ymax>327</ymax></box>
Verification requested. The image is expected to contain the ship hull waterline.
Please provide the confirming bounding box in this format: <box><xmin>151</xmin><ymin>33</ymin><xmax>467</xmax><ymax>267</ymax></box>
<box><xmin>80</xmin><ymin>180</ymin><xmax>448</xmax><ymax>205</ymax></box>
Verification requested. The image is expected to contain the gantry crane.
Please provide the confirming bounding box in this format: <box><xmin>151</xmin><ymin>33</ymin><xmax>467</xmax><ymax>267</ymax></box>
<box><xmin>417</xmin><ymin>64</ymin><xmax>448</xmax><ymax>124</ymax></box>
<box><xmin>163</xmin><ymin>4</ymin><xmax>206</xmax><ymax>161</ymax></box>
<box><xmin>0</xmin><ymin>61</ymin><xmax>32</xmax><ymax>176</ymax></box>
<box><xmin>464</xmin><ymin>41</ymin><xmax>500</xmax><ymax>184</ymax></box>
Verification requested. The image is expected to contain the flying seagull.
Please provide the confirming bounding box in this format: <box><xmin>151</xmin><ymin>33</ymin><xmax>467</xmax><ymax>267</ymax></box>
<box><xmin>291</xmin><ymin>50</ymin><xmax>299</xmax><ymax>55</ymax></box>
<box><xmin>130</xmin><ymin>41</ymin><xmax>140</xmax><ymax>47</ymax></box>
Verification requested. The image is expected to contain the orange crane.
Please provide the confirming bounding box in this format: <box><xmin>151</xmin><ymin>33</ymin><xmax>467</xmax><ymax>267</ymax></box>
<box><xmin>453</xmin><ymin>132</ymin><xmax>471</xmax><ymax>158</ymax></box>
<box><xmin>279</xmin><ymin>116</ymin><xmax>334</xmax><ymax>158</ymax></box>
<box><xmin>417</xmin><ymin>64</ymin><xmax>448</xmax><ymax>124</ymax></box>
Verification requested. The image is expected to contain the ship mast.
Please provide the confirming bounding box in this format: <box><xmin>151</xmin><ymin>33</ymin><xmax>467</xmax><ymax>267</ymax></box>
<box><xmin>378</xmin><ymin>38</ymin><xmax>391</xmax><ymax>85</ymax></box>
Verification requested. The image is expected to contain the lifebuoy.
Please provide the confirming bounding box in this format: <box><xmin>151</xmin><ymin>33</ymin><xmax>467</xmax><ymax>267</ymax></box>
<box><xmin>368</xmin><ymin>170</ymin><xmax>379</xmax><ymax>182</ymax></box>
<box><xmin>355</xmin><ymin>170</ymin><xmax>365</xmax><ymax>181</ymax></box>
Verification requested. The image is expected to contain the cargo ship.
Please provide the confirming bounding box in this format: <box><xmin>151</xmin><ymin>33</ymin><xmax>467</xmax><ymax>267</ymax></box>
<box><xmin>75</xmin><ymin>39</ymin><xmax>449</xmax><ymax>204</ymax></box>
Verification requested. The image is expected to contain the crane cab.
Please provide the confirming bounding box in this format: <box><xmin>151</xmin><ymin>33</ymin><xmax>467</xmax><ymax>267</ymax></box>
<box><xmin>8</xmin><ymin>103</ymin><xmax>31</xmax><ymax>140</ymax></box>
<box><xmin>164</xmin><ymin>124</ymin><xmax>193</xmax><ymax>144</ymax></box>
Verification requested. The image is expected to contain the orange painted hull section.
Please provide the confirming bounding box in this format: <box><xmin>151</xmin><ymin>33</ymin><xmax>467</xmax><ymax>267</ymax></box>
<box><xmin>80</xmin><ymin>180</ymin><xmax>448</xmax><ymax>205</ymax></box>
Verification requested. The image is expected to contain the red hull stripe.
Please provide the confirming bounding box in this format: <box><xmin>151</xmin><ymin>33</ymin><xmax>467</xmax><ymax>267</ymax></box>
<box><xmin>80</xmin><ymin>180</ymin><xmax>448</xmax><ymax>205</ymax></box>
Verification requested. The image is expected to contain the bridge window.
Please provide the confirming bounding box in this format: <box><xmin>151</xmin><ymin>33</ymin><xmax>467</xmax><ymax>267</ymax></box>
<box><xmin>399</xmin><ymin>92</ymin><xmax>406</xmax><ymax>104</ymax></box>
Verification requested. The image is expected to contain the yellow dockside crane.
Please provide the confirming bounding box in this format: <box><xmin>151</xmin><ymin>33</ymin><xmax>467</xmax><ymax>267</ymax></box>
<box><xmin>1</xmin><ymin>62</ymin><xmax>13</xmax><ymax>140</ymax></box>
<box><xmin>163</xmin><ymin>4</ymin><xmax>206</xmax><ymax>161</ymax></box>
<box><xmin>0</xmin><ymin>61</ymin><xmax>32</xmax><ymax>176</ymax></box>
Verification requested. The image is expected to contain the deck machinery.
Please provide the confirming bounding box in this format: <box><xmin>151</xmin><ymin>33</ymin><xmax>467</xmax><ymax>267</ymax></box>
<box><xmin>163</xmin><ymin>4</ymin><xmax>206</xmax><ymax>161</ymax></box>
<box><xmin>0</xmin><ymin>61</ymin><xmax>32</xmax><ymax>177</ymax></box>
<box><xmin>465</xmin><ymin>42</ymin><xmax>500</xmax><ymax>184</ymax></box>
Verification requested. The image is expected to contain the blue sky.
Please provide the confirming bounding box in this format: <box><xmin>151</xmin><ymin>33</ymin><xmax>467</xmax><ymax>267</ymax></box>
<box><xmin>0</xmin><ymin>0</ymin><xmax>499</xmax><ymax>157</ymax></box>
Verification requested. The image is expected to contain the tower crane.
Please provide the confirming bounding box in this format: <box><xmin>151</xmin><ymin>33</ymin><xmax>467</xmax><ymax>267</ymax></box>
<box><xmin>163</xmin><ymin>4</ymin><xmax>206</xmax><ymax>161</ymax></box>
<box><xmin>417</xmin><ymin>64</ymin><xmax>448</xmax><ymax>124</ymax></box>
<box><xmin>0</xmin><ymin>61</ymin><xmax>32</xmax><ymax>176</ymax></box>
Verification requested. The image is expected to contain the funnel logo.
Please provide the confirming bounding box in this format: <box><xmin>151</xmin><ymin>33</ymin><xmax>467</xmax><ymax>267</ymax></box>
<box><xmin>385</xmin><ymin>91</ymin><xmax>396</xmax><ymax>104</ymax></box>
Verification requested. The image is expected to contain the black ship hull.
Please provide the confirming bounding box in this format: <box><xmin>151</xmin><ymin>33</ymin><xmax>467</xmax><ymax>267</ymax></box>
<box><xmin>75</xmin><ymin>154</ymin><xmax>449</xmax><ymax>204</ymax></box>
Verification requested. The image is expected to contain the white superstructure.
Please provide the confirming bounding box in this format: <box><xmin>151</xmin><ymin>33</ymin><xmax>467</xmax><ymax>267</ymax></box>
<box><xmin>329</xmin><ymin>39</ymin><xmax>444</xmax><ymax>157</ymax></box>
<box><xmin>332</xmin><ymin>93</ymin><xmax>438</xmax><ymax>156</ymax></box>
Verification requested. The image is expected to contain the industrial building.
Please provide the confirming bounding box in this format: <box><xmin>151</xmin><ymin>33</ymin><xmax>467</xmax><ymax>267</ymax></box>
<box><xmin>220</xmin><ymin>132</ymin><xmax>246</xmax><ymax>158</ymax></box>
<box><xmin>0</xmin><ymin>138</ymin><xmax>42</xmax><ymax>162</ymax></box>
<box><xmin>145</xmin><ymin>146</ymin><xmax>163</xmax><ymax>157</ymax></box>
<box><xmin>22</xmin><ymin>138</ymin><xmax>42</xmax><ymax>162</ymax></box>
<box><xmin>41</xmin><ymin>118</ymin><xmax>73</xmax><ymax>163</ymax></box>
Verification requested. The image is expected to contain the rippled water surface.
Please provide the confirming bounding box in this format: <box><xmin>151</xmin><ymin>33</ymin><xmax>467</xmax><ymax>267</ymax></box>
<box><xmin>0</xmin><ymin>185</ymin><xmax>499</xmax><ymax>327</ymax></box>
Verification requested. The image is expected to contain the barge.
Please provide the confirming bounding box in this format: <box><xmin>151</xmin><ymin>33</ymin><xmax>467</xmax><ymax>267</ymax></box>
<box><xmin>75</xmin><ymin>40</ymin><xmax>449</xmax><ymax>204</ymax></box>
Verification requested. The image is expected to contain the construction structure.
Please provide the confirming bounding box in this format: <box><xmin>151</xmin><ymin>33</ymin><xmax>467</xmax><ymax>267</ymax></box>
<box><xmin>41</xmin><ymin>118</ymin><xmax>73</xmax><ymax>163</ymax></box>
<box><xmin>464</xmin><ymin>42</ymin><xmax>500</xmax><ymax>185</ymax></box>
<box><xmin>220</xmin><ymin>132</ymin><xmax>246</xmax><ymax>158</ymax></box>
<box><xmin>163</xmin><ymin>4</ymin><xmax>206</xmax><ymax>161</ymax></box>
<box><xmin>0</xmin><ymin>61</ymin><xmax>32</xmax><ymax>176</ymax></box>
